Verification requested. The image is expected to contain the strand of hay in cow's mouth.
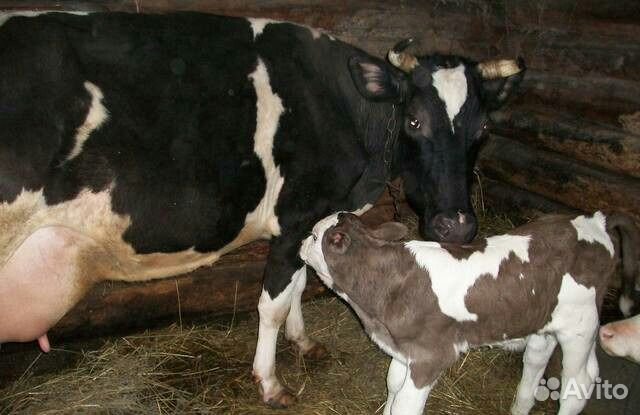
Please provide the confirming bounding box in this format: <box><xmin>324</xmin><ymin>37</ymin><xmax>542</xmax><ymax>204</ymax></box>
<box><xmin>1</xmin><ymin>210</ymin><xmax>558</xmax><ymax>415</ymax></box>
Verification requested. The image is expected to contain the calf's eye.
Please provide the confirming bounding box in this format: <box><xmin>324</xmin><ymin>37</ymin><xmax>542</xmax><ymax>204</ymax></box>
<box><xmin>408</xmin><ymin>118</ymin><xmax>421</xmax><ymax>129</ymax></box>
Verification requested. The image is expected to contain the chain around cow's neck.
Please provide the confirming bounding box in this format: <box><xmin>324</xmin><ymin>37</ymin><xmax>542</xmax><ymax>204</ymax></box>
<box><xmin>383</xmin><ymin>104</ymin><xmax>402</xmax><ymax>221</ymax></box>
<box><xmin>383</xmin><ymin>104</ymin><xmax>397</xmax><ymax>173</ymax></box>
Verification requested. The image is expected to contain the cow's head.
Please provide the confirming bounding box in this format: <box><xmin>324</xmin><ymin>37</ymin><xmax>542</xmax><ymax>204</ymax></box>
<box><xmin>348</xmin><ymin>39</ymin><xmax>525</xmax><ymax>243</ymax></box>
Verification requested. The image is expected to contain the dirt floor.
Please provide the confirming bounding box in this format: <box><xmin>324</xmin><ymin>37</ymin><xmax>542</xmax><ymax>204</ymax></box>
<box><xmin>0</xmin><ymin>207</ymin><xmax>573</xmax><ymax>415</ymax></box>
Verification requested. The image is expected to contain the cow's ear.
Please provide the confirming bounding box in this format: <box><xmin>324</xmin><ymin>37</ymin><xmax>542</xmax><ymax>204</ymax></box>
<box><xmin>478</xmin><ymin>57</ymin><xmax>526</xmax><ymax>111</ymax></box>
<box><xmin>370</xmin><ymin>222</ymin><xmax>409</xmax><ymax>241</ymax></box>
<box><xmin>348</xmin><ymin>55</ymin><xmax>407</xmax><ymax>102</ymax></box>
<box><xmin>326</xmin><ymin>230</ymin><xmax>351</xmax><ymax>254</ymax></box>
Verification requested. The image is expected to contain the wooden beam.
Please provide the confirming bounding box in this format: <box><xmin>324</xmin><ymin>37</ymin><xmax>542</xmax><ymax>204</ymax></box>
<box><xmin>478</xmin><ymin>134</ymin><xmax>640</xmax><ymax>225</ymax></box>
<box><xmin>492</xmin><ymin>105</ymin><xmax>640</xmax><ymax>178</ymax></box>
<box><xmin>481</xmin><ymin>177</ymin><xmax>578</xmax><ymax>215</ymax></box>
<box><xmin>515</xmin><ymin>71</ymin><xmax>640</xmax><ymax>122</ymax></box>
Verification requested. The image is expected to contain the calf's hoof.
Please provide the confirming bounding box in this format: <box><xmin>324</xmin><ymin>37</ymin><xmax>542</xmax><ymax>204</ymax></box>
<box><xmin>253</xmin><ymin>374</ymin><xmax>297</xmax><ymax>409</ymax></box>
<box><xmin>288</xmin><ymin>338</ymin><xmax>330</xmax><ymax>361</ymax></box>
<box><xmin>265</xmin><ymin>388</ymin><xmax>297</xmax><ymax>409</ymax></box>
<box><xmin>302</xmin><ymin>342</ymin><xmax>329</xmax><ymax>361</ymax></box>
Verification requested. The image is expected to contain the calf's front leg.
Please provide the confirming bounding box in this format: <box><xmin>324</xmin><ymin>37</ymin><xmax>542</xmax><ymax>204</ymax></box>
<box><xmin>511</xmin><ymin>334</ymin><xmax>558</xmax><ymax>415</ymax></box>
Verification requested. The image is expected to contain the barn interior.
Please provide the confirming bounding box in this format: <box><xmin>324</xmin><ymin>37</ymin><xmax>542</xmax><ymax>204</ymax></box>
<box><xmin>1</xmin><ymin>1</ymin><xmax>639</xmax><ymax>414</ymax></box>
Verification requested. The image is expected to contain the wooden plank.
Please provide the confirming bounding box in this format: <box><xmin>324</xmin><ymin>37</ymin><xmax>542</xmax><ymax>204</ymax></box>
<box><xmin>50</xmin><ymin>242</ymin><xmax>277</xmax><ymax>339</ymax></box>
<box><xmin>478</xmin><ymin>134</ymin><xmax>640</xmax><ymax>224</ymax></box>
<box><xmin>492</xmin><ymin>105</ymin><xmax>640</xmax><ymax>178</ymax></box>
<box><xmin>516</xmin><ymin>71</ymin><xmax>640</xmax><ymax>120</ymax></box>
<box><xmin>481</xmin><ymin>177</ymin><xmax>578</xmax><ymax>215</ymax></box>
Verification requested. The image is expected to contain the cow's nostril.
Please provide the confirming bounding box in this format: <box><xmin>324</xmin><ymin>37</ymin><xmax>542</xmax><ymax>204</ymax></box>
<box><xmin>434</xmin><ymin>227</ymin><xmax>449</xmax><ymax>239</ymax></box>
<box><xmin>426</xmin><ymin>212</ymin><xmax>477</xmax><ymax>243</ymax></box>
<box><xmin>432</xmin><ymin>216</ymin><xmax>453</xmax><ymax>238</ymax></box>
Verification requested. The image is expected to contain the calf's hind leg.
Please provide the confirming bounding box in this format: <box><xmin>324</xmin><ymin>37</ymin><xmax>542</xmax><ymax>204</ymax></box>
<box><xmin>383</xmin><ymin>359</ymin><xmax>437</xmax><ymax>415</ymax></box>
<box><xmin>556</xmin><ymin>324</ymin><xmax>599</xmax><ymax>415</ymax></box>
<box><xmin>511</xmin><ymin>334</ymin><xmax>558</xmax><ymax>415</ymax></box>
<box><xmin>383</xmin><ymin>358</ymin><xmax>409</xmax><ymax>415</ymax></box>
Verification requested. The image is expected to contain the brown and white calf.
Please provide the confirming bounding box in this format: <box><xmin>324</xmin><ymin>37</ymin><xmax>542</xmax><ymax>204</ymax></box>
<box><xmin>300</xmin><ymin>211</ymin><xmax>639</xmax><ymax>415</ymax></box>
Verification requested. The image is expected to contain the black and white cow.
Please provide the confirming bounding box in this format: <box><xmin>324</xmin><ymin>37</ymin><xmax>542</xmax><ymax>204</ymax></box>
<box><xmin>0</xmin><ymin>11</ymin><xmax>524</xmax><ymax>406</ymax></box>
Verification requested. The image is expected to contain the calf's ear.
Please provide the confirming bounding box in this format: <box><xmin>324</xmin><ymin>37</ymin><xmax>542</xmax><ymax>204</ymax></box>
<box><xmin>370</xmin><ymin>222</ymin><xmax>409</xmax><ymax>241</ymax></box>
<box><xmin>327</xmin><ymin>230</ymin><xmax>351</xmax><ymax>254</ymax></box>
<box><xmin>477</xmin><ymin>57</ymin><xmax>526</xmax><ymax>111</ymax></box>
<box><xmin>348</xmin><ymin>55</ymin><xmax>407</xmax><ymax>102</ymax></box>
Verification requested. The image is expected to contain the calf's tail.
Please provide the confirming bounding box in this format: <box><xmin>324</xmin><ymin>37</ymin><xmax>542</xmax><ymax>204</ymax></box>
<box><xmin>607</xmin><ymin>213</ymin><xmax>640</xmax><ymax>317</ymax></box>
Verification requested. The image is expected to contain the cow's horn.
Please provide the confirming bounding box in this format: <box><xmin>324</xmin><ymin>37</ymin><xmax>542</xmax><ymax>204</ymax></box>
<box><xmin>388</xmin><ymin>38</ymin><xmax>418</xmax><ymax>73</ymax></box>
<box><xmin>477</xmin><ymin>59</ymin><xmax>522</xmax><ymax>79</ymax></box>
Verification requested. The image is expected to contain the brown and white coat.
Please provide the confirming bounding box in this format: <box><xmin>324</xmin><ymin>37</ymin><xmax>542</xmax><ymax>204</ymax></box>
<box><xmin>300</xmin><ymin>211</ymin><xmax>639</xmax><ymax>415</ymax></box>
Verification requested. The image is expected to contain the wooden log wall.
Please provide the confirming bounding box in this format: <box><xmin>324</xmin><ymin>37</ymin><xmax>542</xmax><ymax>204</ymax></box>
<box><xmin>2</xmin><ymin>0</ymin><xmax>639</xmax><ymax>338</ymax></box>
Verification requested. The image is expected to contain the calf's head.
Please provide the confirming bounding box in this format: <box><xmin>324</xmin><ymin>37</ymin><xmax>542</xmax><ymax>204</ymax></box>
<box><xmin>299</xmin><ymin>212</ymin><xmax>407</xmax><ymax>294</ymax></box>
<box><xmin>349</xmin><ymin>40</ymin><xmax>525</xmax><ymax>243</ymax></box>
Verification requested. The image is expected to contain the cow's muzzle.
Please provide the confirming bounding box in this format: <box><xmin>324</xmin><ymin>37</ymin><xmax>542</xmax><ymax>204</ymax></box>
<box><xmin>423</xmin><ymin>211</ymin><xmax>477</xmax><ymax>243</ymax></box>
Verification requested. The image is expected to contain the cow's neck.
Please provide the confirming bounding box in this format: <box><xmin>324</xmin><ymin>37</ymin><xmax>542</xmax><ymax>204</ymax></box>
<box><xmin>344</xmin><ymin>101</ymin><xmax>400</xmax><ymax>210</ymax></box>
<box><xmin>304</xmin><ymin>39</ymin><xmax>400</xmax><ymax>209</ymax></box>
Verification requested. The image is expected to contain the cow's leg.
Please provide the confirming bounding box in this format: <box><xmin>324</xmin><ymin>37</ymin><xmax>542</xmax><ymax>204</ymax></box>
<box><xmin>383</xmin><ymin>359</ymin><xmax>434</xmax><ymax>415</ymax></box>
<box><xmin>253</xmin><ymin>279</ymin><xmax>298</xmax><ymax>408</ymax></box>
<box><xmin>284</xmin><ymin>265</ymin><xmax>328</xmax><ymax>360</ymax></box>
<box><xmin>252</xmin><ymin>235</ymin><xmax>307</xmax><ymax>408</ymax></box>
<box><xmin>511</xmin><ymin>334</ymin><xmax>558</xmax><ymax>415</ymax></box>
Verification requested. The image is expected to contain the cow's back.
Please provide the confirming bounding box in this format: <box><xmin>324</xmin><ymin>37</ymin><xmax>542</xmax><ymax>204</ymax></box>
<box><xmin>0</xmin><ymin>12</ymin><xmax>376</xmax><ymax>282</ymax></box>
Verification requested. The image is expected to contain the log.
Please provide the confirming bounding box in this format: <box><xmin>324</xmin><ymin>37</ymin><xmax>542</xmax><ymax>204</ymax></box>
<box><xmin>478</xmin><ymin>134</ymin><xmax>640</xmax><ymax>224</ymax></box>
<box><xmin>480</xmin><ymin>177</ymin><xmax>578</xmax><ymax>215</ymax></box>
<box><xmin>513</xmin><ymin>71</ymin><xmax>640</xmax><ymax>124</ymax></box>
<box><xmin>51</xmin><ymin>241</ymin><xmax>278</xmax><ymax>339</ymax></box>
<box><xmin>492</xmin><ymin>105</ymin><xmax>640</xmax><ymax>178</ymax></box>
<box><xmin>512</xmin><ymin>24</ymin><xmax>640</xmax><ymax>80</ymax></box>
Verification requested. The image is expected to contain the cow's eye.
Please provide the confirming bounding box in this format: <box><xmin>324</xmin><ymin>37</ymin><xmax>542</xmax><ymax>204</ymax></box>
<box><xmin>312</xmin><ymin>233</ymin><xmax>318</xmax><ymax>242</ymax></box>
<box><xmin>476</xmin><ymin>120</ymin><xmax>490</xmax><ymax>139</ymax></box>
<box><xmin>408</xmin><ymin>118</ymin><xmax>421</xmax><ymax>129</ymax></box>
